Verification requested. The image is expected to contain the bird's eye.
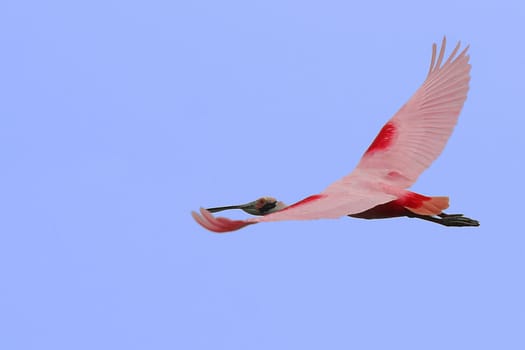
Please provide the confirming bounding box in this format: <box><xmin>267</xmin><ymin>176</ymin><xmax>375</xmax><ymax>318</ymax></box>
<box><xmin>259</xmin><ymin>201</ymin><xmax>277</xmax><ymax>214</ymax></box>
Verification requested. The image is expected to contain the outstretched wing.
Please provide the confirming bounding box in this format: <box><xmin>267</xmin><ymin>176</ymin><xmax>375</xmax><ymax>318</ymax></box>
<box><xmin>353</xmin><ymin>37</ymin><xmax>471</xmax><ymax>188</ymax></box>
<box><xmin>192</xmin><ymin>181</ymin><xmax>396</xmax><ymax>233</ymax></box>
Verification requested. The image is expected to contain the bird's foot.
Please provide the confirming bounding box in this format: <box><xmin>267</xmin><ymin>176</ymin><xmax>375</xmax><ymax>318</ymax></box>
<box><xmin>411</xmin><ymin>212</ymin><xmax>479</xmax><ymax>227</ymax></box>
<box><xmin>437</xmin><ymin>213</ymin><xmax>479</xmax><ymax>227</ymax></box>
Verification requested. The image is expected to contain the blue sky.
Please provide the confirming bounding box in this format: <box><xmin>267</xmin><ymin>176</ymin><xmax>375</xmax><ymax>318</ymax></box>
<box><xmin>1</xmin><ymin>1</ymin><xmax>524</xmax><ymax>349</ymax></box>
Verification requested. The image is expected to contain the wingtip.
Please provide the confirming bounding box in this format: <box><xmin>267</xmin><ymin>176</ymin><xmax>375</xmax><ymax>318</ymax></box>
<box><xmin>192</xmin><ymin>207</ymin><xmax>256</xmax><ymax>233</ymax></box>
<box><xmin>428</xmin><ymin>36</ymin><xmax>470</xmax><ymax>78</ymax></box>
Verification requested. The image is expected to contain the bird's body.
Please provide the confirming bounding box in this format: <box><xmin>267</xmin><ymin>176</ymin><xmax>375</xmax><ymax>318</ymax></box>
<box><xmin>192</xmin><ymin>37</ymin><xmax>479</xmax><ymax>233</ymax></box>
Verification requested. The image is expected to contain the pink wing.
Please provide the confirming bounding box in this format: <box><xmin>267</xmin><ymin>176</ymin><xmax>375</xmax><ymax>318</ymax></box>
<box><xmin>193</xmin><ymin>181</ymin><xmax>397</xmax><ymax>233</ymax></box>
<box><xmin>352</xmin><ymin>37</ymin><xmax>471</xmax><ymax>188</ymax></box>
<box><xmin>192</xmin><ymin>208</ymin><xmax>256</xmax><ymax>233</ymax></box>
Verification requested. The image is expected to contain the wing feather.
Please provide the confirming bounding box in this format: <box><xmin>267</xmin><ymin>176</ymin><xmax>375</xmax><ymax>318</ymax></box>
<box><xmin>354</xmin><ymin>37</ymin><xmax>471</xmax><ymax>188</ymax></box>
<box><xmin>192</xmin><ymin>187</ymin><xmax>397</xmax><ymax>233</ymax></box>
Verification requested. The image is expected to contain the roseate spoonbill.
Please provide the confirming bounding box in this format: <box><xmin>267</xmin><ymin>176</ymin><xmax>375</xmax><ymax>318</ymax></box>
<box><xmin>192</xmin><ymin>37</ymin><xmax>479</xmax><ymax>233</ymax></box>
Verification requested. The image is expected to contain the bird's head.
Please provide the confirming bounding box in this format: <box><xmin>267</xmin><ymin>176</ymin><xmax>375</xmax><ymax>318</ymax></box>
<box><xmin>241</xmin><ymin>196</ymin><xmax>287</xmax><ymax>216</ymax></box>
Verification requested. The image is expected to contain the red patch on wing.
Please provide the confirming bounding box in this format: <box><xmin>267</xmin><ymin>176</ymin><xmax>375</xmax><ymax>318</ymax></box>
<box><xmin>365</xmin><ymin>121</ymin><xmax>397</xmax><ymax>154</ymax></box>
<box><xmin>280</xmin><ymin>194</ymin><xmax>324</xmax><ymax>212</ymax></box>
<box><xmin>394</xmin><ymin>192</ymin><xmax>431</xmax><ymax>209</ymax></box>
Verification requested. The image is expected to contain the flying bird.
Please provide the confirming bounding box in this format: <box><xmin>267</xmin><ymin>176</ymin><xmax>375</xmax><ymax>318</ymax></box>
<box><xmin>192</xmin><ymin>37</ymin><xmax>479</xmax><ymax>233</ymax></box>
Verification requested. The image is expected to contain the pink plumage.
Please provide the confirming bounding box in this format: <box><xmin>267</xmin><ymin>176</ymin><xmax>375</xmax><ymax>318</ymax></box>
<box><xmin>355</xmin><ymin>38</ymin><xmax>471</xmax><ymax>188</ymax></box>
<box><xmin>193</xmin><ymin>37</ymin><xmax>477</xmax><ymax>232</ymax></box>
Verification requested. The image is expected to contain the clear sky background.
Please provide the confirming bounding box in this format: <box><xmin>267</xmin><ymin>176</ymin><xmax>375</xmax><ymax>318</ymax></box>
<box><xmin>1</xmin><ymin>1</ymin><xmax>524</xmax><ymax>349</ymax></box>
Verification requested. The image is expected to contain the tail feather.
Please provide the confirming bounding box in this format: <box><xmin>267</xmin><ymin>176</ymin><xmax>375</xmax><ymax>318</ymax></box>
<box><xmin>406</xmin><ymin>195</ymin><xmax>449</xmax><ymax>216</ymax></box>
<box><xmin>394</xmin><ymin>191</ymin><xmax>449</xmax><ymax>216</ymax></box>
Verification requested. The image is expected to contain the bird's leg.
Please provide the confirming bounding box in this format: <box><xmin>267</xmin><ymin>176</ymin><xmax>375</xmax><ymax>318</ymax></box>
<box><xmin>438</xmin><ymin>213</ymin><xmax>464</xmax><ymax>218</ymax></box>
<box><xmin>408</xmin><ymin>211</ymin><xmax>479</xmax><ymax>227</ymax></box>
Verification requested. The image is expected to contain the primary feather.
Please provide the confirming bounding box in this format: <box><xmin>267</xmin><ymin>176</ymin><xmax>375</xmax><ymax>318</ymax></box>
<box><xmin>354</xmin><ymin>37</ymin><xmax>471</xmax><ymax>188</ymax></box>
